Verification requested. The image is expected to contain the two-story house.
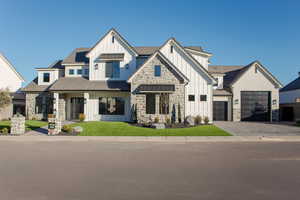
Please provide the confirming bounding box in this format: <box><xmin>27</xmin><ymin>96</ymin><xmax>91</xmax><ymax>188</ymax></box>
<box><xmin>22</xmin><ymin>28</ymin><xmax>215</xmax><ymax>123</ymax></box>
<box><xmin>22</xmin><ymin>28</ymin><xmax>282</xmax><ymax>123</ymax></box>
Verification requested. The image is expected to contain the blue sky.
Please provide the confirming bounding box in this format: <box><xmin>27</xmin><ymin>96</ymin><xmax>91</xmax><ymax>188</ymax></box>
<box><xmin>0</xmin><ymin>0</ymin><xmax>299</xmax><ymax>85</ymax></box>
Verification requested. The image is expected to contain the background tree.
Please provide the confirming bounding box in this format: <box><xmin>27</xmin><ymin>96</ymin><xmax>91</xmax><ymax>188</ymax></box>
<box><xmin>0</xmin><ymin>88</ymin><xmax>11</xmax><ymax>111</ymax></box>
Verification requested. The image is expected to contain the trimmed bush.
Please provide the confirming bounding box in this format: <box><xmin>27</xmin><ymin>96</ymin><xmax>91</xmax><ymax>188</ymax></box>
<box><xmin>1</xmin><ymin>128</ymin><xmax>9</xmax><ymax>135</ymax></box>
<box><xmin>62</xmin><ymin>125</ymin><xmax>72</xmax><ymax>133</ymax></box>
<box><xmin>154</xmin><ymin>117</ymin><xmax>159</xmax><ymax>123</ymax></box>
<box><xmin>48</xmin><ymin>114</ymin><xmax>55</xmax><ymax>118</ymax></box>
<box><xmin>79</xmin><ymin>113</ymin><xmax>85</xmax><ymax>122</ymax></box>
<box><xmin>203</xmin><ymin>116</ymin><xmax>210</xmax><ymax>125</ymax></box>
<box><xmin>165</xmin><ymin>117</ymin><xmax>171</xmax><ymax>125</ymax></box>
<box><xmin>194</xmin><ymin>115</ymin><xmax>202</xmax><ymax>125</ymax></box>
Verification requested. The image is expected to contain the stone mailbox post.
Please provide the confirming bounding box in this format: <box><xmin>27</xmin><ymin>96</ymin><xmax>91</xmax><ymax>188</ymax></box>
<box><xmin>11</xmin><ymin>114</ymin><xmax>25</xmax><ymax>135</ymax></box>
<box><xmin>48</xmin><ymin>116</ymin><xmax>61</xmax><ymax>135</ymax></box>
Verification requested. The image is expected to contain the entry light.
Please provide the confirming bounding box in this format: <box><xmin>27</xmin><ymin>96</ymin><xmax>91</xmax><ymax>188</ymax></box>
<box><xmin>272</xmin><ymin>99</ymin><xmax>277</xmax><ymax>105</ymax></box>
<box><xmin>234</xmin><ymin>99</ymin><xmax>239</xmax><ymax>105</ymax></box>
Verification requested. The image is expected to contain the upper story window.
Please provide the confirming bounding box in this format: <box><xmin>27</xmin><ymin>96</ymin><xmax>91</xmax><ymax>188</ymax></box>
<box><xmin>69</xmin><ymin>69</ymin><xmax>74</xmax><ymax>75</ymax></box>
<box><xmin>77</xmin><ymin>69</ymin><xmax>82</xmax><ymax>75</ymax></box>
<box><xmin>43</xmin><ymin>73</ymin><xmax>50</xmax><ymax>82</ymax></box>
<box><xmin>170</xmin><ymin>45</ymin><xmax>174</xmax><ymax>53</ymax></box>
<box><xmin>105</xmin><ymin>61</ymin><xmax>120</xmax><ymax>78</ymax></box>
<box><xmin>112</xmin><ymin>36</ymin><xmax>115</xmax><ymax>43</ymax></box>
<box><xmin>154</xmin><ymin>65</ymin><xmax>161</xmax><ymax>77</ymax></box>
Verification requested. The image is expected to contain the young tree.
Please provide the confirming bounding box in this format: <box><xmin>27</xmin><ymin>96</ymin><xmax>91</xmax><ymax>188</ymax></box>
<box><xmin>0</xmin><ymin>88</ymin><xmax>11</xmax><ymax>110</ymax></box>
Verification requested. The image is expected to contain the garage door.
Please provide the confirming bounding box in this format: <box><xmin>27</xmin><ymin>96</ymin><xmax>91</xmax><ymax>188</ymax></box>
<box><xmin>241</xmin><ymin>91</ymin><xmax>271</xmax><ymax>121</ymax></box>
<box><xmin>281</xmin><ymin>107</ymin><xmax>294</xmax><ymax>121</ymax></box>
<box><xmin>213</xmin><ymin>101</ymin><xmax>228</xmax><ymax>121</ymax></box>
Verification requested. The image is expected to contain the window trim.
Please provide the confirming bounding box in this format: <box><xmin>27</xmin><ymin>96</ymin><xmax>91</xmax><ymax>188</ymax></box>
<box><xmin>69</xmin><ymin>69</ymin><xmax>75</xmax><ymax>75</ymax></box>
<box><xmin>77</xmin><ymin>69</ymin><xmax>82</xmax><ymax>75</ymax></box>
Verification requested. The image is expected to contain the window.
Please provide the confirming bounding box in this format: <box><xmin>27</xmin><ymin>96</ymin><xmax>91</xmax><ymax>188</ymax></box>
<box><xmin>112</xmin><ymin>36</ymin><xmax>115</xmax><ymax>43</ymax></box>
<box><xmin>255</xmin><ymin>66</ymin><xmax>258</xmax><ymax>73</ymax></box>
<box><xmin>69</xmin><ymin>69</ymin><xmax>74</xmax><ymax>75</ymax></box>
<box><xmin>154</xmin><ymin>65</ymin><xmax>161</xmax><ymax>77</ymax></box>
<box><xmin>146</xmin><ymin>94</ymin><xmax>156</xmax><ymax>114</ymax></box>
<box><xmin>84</xmin><ymin>68</ymin><xmax>89</xmax><ymax>75</ymax></box>
<box><xmin>159</xmin><ymin>94</ymin><xmax>169</xmax><ymax>114</ymax></box>
<box><xmin>99</xmin><ymin>97</ymin><xmax>125</xmax><ymax>115</ymax></box>
<box><xmin>200</xmin><ymin>95</ymin><xmax>207</xmax><ymax>101</ymax></box>
<box><xmin>43</xmin><ymin>73</ymin><xmax>50</xmax><ymax>82</ymax></box>
<box><xmin>105</xmin><ymin>61</ymin><xmax>120</xmax><ymax>78</ymax></box>
<box><xmin>170</xmin><ymin>45</ymin><xmax>174</xmax><ymax>53</ymax></box>
<box><xmin>77</xmin><ymin>69</ymin><xmax>82</xmax><ymax>75</ymax></box>
<box><xmin>188</xmin><ymin>95</ymin><xmax>195</xmax><ymax>101</ymax></box>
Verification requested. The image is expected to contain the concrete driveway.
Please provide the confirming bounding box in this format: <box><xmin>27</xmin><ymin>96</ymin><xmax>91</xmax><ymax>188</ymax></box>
<box><xmin>215</xmin><ymin>121</ymin><xmax>300</xmax><ymax>136</ymax></box>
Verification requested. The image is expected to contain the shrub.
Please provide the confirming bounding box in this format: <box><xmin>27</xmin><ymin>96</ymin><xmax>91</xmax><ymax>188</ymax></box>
<box><xmin>194</xmin><ymin>115</ymin><xmax>202</xmax><ymax>125</ymax></box>
<box><xmin>154</xmin><ymin>116</ymin><xmax>159</xmax><ymax>123</ymax></box>
<box><xmin>165</xmin><ymin>117</ymin><xmax>171</xmax><ymax>125</ymax></box>
<box><xmin>48</xmin><ymin>114</ymin><xmax>55</xmax><ymax>118</ymax></box>
<box><xmin>79</xmin><ymin>113</ymin><xmax>85</xmax><ymax>122</ymax></box>
<box><xmin>203</xmin><ymin>116</ymin><xmax>210</xmax><ymax>125</ymax></box>
<box><xmin>62</xmin><ymin>125</ymin><xmax>72</xmax><ymax>133</ymax></box>
<box><xmin>1</xmin><ymin>128</ymin><xmax>9</xmax><ymax>135</ymax></box>
<box><xmin>31</xmin><ymin>116</ymin><xmax>37</xmax><ymax>120</ymax></box>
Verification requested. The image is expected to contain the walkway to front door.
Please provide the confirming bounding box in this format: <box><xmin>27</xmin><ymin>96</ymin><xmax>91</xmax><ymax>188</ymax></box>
<box><xmin>215</xmin><ymin>121</ymin><xmax>300</xmax><ymax>136</ymax></box>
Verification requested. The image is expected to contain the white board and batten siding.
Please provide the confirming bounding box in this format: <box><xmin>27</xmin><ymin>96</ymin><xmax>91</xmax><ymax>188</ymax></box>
<box><xmin>160</xmin><ymin>43</ymin><xmax>213</xmax><ymax>121</ymax></box>
<box><xmin>0</xmin><ymin>54</ymin><xmax>24</xmax><ymax>92</ymax></box>
<box><xmin>88</xmin><ymin>33</ymin><xmax>136</xmax><ymax>81</ymax></box>
<box><xmin>37</xmin><ymin>70</ymin><xmax>59</xmax><ymax>85</ymax></box>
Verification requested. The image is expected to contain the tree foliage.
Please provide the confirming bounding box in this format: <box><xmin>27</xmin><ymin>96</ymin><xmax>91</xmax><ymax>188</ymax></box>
<box><xmin>0</xmin><ymin>89</ymin><xmax>11</xmax><ymax>110</ymax></box>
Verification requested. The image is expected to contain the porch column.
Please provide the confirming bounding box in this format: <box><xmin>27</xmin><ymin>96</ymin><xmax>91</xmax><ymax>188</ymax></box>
<box><xmin>84</xmin><ymin>92</ymin><xmax>89</xmax><ymax>121</ymax></box>
<box><xmin>53</xmin><ymin>92</ymin><xmax>59</xmax><ymax>119</ymax></box>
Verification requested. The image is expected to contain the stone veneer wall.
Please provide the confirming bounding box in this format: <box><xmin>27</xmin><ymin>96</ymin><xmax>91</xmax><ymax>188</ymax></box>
<box><xmin>10</xmin><ymin>114</ymin><xmax>25</xmax><ymax>135</ymax></box>
<box><xmin>25</xmin><ymin>92</ymin><xmax>52</xmax><ymax>120</ymax></box>
<box><xmin>131</xmin><ymin>55</ymin><xmax>185</xmax><ymax>123</ymax></box>
<box><xmin>58</xmin><ymin>95</ymin><xmax>66</xmax><ymax>121</ymax></box>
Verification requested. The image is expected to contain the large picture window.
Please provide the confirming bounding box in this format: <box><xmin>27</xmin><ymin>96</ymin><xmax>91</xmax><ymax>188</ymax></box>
<box><xmin>159</xmin><ymin>94</ymin><xmax>169</xmax><ymax>114</ymax></box>
<box><xmin>35</xmin><ymin>97</ymin><xmax>43</xmax><ymax>114</ymax></box>
<box><xmin>146</xmin><ymin>94</ymin><xmax>156</xmax><ymax>114</ymax></box>
<box><xmin>99</xmin><ymin>97</ymin><xmax>125</xmax><ymax>115</ymax></box>
<box><xmin>105</xmin><ymin>61</ymin><xmax>120</xmax><ymax>78</ymax></box>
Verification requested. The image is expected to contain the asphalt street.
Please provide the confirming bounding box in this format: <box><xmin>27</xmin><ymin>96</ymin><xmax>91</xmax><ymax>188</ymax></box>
<box><xmin>0</xmin><ymin>141</ymin><xmax>299</xmax><ymax>200</ymax></box>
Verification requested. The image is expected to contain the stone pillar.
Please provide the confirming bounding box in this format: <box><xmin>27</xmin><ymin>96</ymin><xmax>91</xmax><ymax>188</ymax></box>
<box><xmin>53</xmin><ymin>93</ymin><xmax>59</xmax><ymax>117</ymax></box>
<box><xmin>48</xmin><ymin>117</ymin><xmax>62</xmax><ymax>135</ymax></box>
<box><xmin>84</xmin><ymin>92</ymin><xmax>89</xmax><ymax>121</ymax></box>
<box><xmin>11</xmin><ymin>114</ymin><xmax>25</xmax><ymax>135</ymax></box>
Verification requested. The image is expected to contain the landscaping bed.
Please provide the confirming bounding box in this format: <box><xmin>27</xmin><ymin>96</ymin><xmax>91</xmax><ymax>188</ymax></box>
<box><xmin>66</xmin><ymin>121</ymin><xmax>231</xmax><ymax>136</ymax></box>
<box><xmin>0</xmin><ymin>120</ymin><xmax>47</xmax><ymax>135</ymax></box>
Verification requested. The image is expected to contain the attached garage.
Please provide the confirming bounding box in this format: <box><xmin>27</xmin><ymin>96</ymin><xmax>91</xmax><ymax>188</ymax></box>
<box><xmin>213</xmin><ymin>101</ymin><xmax>228</xmax><ymax>121</ymax></box>
<box><xmin>241</xmin><ymin>91</ymin><xmax>271</xmax><ymax>121</ymax></box>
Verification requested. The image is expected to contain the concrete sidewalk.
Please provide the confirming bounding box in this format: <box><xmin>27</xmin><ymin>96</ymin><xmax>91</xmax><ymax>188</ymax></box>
<box><xmin>1</xmin><ymin>136</ymin><xmax>300</xmax><ymax>142</ymax></box>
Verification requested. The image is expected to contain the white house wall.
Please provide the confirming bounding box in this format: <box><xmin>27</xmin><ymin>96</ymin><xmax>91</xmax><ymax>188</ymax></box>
<box><xmin>189</xmin><ymin>52</ymin><xmax>209</xmax><ymax>70</ymax></box>
<box><xmin>88</xmin><ymin>33</ymin><xmax>136</xmax><ymax>81</ymax></box>
<box><xmin>232</xmin><ymin>65</ymin><xmax>279</xmax><ymax>121</ymax></box>
<box><xmin>0</xmin><ymin>57</ymin><xmax>22</xmax><ymax>92</ymax></box>
<box><xmin>280</xmin><ymin>89</ymin><xmax>300</xmax><ymax>104</ymax></box>
<box><xmin>160</xmin><ymin>43</ymin><xmax>213</xmax><ymax>121</ymax></box>
<box><xmin>37</xmin><ymin>70</ymin><xmax>59</xmax><ymax>85</ymax></box>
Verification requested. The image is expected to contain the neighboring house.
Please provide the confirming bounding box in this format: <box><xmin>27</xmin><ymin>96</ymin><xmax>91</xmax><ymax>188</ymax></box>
<box><xmin>209</xmin><ymin>62</ymin><xmax>282</xmax><ymax>122</ymax></box>
<box><xmin>0</xmin><ymin>53</ymin><xmax>25</xmax><ymax>120</ymax></box>
<box><xmin>22</xmin><ymin>28</ymin><xmax>282</xmax><ymax>123</ymax></box>
<box><xmin>280</xmin><ymin>72</ymin><xmax>300</xmax><ymax>121</ymax></box>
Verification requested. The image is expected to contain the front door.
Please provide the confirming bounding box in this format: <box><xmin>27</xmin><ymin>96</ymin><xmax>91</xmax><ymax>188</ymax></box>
<box><xmin>70</xmin><ymin>97</ymin><xmax>84</xmax><ymax>120</ymax></box>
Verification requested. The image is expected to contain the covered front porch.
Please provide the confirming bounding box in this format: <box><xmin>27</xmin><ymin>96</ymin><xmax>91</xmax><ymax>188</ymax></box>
<box><xmin>52</xmin><ymin>91</ymin><xmax>131</xmax><ymax>122</ymax></box>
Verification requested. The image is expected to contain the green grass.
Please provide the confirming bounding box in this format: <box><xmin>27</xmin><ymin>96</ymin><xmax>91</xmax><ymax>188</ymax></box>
<box><xmin>70</xmin><ymin>121</ymin><xmax>231</xmax><ymax>136</ymax></box>
<box><xmin>0</xmin><ymin>120</ymin><xmax>47</xmax><ymax>132</ymax></box>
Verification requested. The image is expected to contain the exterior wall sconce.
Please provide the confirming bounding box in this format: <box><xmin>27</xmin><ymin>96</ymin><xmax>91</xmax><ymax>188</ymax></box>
<box><xmin>94</xmin><ymin>63</ymin><xmax>98</xmax><ymax>70</ymax></box>
<box><xmin>272</xmin><ymin>99</ymin><xmax>277</xmax><ymax>105</ymax></box>
<box><xmin>234</xmin><ymin>99</ymin><xmax>239</xmax><ymax>105</ymax></box>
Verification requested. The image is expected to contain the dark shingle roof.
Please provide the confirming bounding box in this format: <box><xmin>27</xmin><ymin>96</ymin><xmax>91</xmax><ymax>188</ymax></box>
<box><xmin>208</xmin><ymin>65</ymin><xmax>243</xmax><ymax>74</ymax></box>
<box><xmin>280</xmin><ymin>76</ymin><xmax>300</xmax><ymax>92</ymax></box>
<box><xmin>98</xmin><ymin>53</ymin><xmax>124</xmax><ymax>60</ymax></box>
<box><xmin>22</xmin><ymin>78</ymin><xmax>51</xmax><ymax>92</ymax></box>
<box><xmin>213</xmin><ymin>89</ymin><xmax>232</xmax><ymax>96</ymax></box>
<box><xmin>49</xmin><ymin>77</ymin><xmax>130</xmax><ymax>91</ymax></box>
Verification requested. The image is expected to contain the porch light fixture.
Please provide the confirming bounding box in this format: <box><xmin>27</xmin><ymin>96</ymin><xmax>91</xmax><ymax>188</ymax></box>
<box><xmin>94</xmin><ymin>63</ymin><xmax>98</xmax><ymax>70</ymax></box>
<box><xmin>272</xmin><ymin>99</ymin><xmax>277</xmax><ymax>105</ymax></box>
<box><xmin>234</xmin><ymin>99</ymin><xmax>239</xmax><ymax>105</ymax></box>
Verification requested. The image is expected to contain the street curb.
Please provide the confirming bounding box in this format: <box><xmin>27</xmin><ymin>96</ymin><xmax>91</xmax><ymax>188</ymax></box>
<box><xmin>1</xmin><ymin>136</ymin><xmax>300</xmax><ymax>142</ymax></box>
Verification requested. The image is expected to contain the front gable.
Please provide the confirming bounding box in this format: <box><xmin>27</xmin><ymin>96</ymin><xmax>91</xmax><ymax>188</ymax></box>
<box><xmin>232</xmin><ymin>61</ymin><xmax>282</xmax><ymax>89</ymax></box>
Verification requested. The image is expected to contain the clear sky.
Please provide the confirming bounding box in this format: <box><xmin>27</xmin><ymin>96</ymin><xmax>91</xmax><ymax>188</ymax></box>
<box><xmin>0</xmin><ymin>0</ymin><xmax>299</xmax><ymax>85</ymax></box>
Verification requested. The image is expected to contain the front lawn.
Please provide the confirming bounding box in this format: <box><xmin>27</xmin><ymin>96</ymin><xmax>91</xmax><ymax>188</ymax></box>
<box><xmin>0</xmin><ymin>120</ymin><xmax>47</xmax><ymax>132</ymax></box>
<box><xmin>70</xmin><ymin>121</ymin><xmax>231</xmax><ymax>136</ymax></box>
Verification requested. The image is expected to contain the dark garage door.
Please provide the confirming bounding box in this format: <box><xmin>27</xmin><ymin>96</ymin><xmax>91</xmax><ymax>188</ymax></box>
<box><xmin>213</xmin><ymin>101</ymin><xmax>228</xmax><ymax>121</ymax></box>
<box><xmin>241</xmin><ymin>91</ymin><xmax>271</xmax><ymax>121</ymax></box>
